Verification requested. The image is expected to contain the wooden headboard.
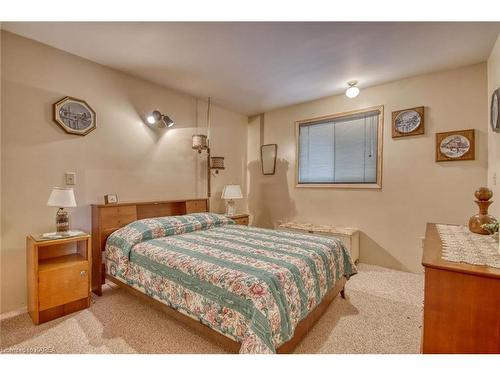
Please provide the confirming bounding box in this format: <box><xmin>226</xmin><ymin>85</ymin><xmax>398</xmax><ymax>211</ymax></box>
<box><xmin>91</xmin><ymin>198</ymin><xmax>208</xmax><ymax>296</ymax></box>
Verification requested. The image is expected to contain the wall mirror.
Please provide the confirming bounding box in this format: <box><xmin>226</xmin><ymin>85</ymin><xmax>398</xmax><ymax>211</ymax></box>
<box><xmin>261</xmin><ymin>144</ymin><xmax>278</xmax><ymax>175</ymax></box>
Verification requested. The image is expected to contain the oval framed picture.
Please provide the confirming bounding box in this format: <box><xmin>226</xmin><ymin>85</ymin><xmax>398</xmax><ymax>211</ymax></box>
<box><xmin>436</xmin><ymin>129</ymin><xmax>475</xmax><ymax>162</ymax></box>
<box><xmin>392</xmin><ymin>106</ymin><xmax>424</xmax><ymax>138</ymax></box>
<box><xmin>53</xmin><ymin>96</ymin><xmax>96</xmax><ymax>136</ymax></box>
<box><xmin>491</xmin><ymin>88</ymin><xmax>500</xmax><ymax>133</ymax></box>
<box><xmin>439</xmin><ymin>135</ymin><xmax>470</xmax><ymax>158</ymax></box>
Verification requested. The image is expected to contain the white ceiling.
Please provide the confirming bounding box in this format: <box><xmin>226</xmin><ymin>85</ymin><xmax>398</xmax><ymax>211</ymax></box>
<box><xmin>3</xmin><ymin>22</ymin><xmax>500</xmax><ymax>115</ymax></box>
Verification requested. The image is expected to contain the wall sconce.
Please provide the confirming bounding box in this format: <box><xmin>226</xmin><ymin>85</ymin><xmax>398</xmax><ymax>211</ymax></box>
<box><xmin>192</xmin><ymin>135</ymin><xmax>224</xmax><ymax>172</ymax></box>
<box><xmin>210</xmin><ymin>156</ymin><xmax>225</xmax><ymax>174</ymax></box>
<box><xmin>146</xmin><ymin>110</ymin><xmax>175</xmax><ymax>128</ymax></box>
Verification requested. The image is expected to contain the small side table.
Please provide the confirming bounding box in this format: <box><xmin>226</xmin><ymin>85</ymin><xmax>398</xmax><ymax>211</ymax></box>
<box><xmin>26</xmin><ymin>233</ymin><xmax>91</xmax><ymax>324</ymax></box>
<box><xmin>227</xmin><ymin>213</ymin><xmax>250</xmax><ymax>226</ymax></box>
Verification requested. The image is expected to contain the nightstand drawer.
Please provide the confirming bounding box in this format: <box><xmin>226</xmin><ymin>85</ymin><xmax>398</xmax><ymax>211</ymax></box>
<box><xmin>234</xmin><ymin>217</ymin><xmax>249</xmax><ymax>225</ymax></box>
<box><xmin>38</xmin><ymin>261</ymin><xmax>89</xmax><ymax>310</ymax></box>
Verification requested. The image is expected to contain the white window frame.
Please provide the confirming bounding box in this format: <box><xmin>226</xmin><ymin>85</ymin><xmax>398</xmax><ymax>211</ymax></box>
<box><xmin>295</xmin><ymin>105</ymin><xmax>384</xmax><ymax>189</ymax></box>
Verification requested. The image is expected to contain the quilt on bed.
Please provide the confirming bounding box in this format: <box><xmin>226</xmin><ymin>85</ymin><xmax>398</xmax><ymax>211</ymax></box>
<box><xmin>105</xmin><ymin>213</ymin><xmax>357</xmax><ymax>354</ymax></box>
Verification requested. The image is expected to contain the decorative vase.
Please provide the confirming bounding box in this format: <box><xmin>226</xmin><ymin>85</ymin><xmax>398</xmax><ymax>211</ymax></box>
<box><xmin>468</xmin><ymin>187</ymin><xmax>496</xmax><ymax>235</ymax></box>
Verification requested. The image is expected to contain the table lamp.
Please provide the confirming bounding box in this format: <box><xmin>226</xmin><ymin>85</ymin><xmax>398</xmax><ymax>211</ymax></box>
<box><xmin>47</xmin><ymin>187</ymin><xmax>77</xmax><ymax>235</ymax></box>
<box><xmin>221</xmin><ymin>185</ymin><xmax>243</xmax><ymax>216</ymax></box>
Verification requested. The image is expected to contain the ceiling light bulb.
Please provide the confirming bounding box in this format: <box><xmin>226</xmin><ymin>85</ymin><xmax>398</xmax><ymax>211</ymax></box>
<box><xmin>345</xmin><ymin>81</ymin><xmax>360</xmax><ymax>98</ymax></box>
<box><xmin>346</xmin><ymin>86</ymin><xmax>360</xmax><ymax>98</ymax></box>
<box><xmin>146</xmin><ymin>115</ymin><xmax>156</xmax><ymax>124</ymax></box>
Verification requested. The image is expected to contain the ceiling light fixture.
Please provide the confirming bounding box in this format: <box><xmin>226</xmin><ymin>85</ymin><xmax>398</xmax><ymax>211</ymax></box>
<box><xmin>345</xmin><ymin>80</ymin><xmax>360</xmax><ymax>99</ymax></box>
<box><xmin>146</xmin><ymin>110</ymin><xmax>174</xmax><ymax>128</ymax></box>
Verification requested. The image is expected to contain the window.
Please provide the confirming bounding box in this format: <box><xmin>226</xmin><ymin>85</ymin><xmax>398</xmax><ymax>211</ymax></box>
<box><xmin>296</xmin><ymin>106</ymin><xmax>383</xmax><ymax>188</ymax></box>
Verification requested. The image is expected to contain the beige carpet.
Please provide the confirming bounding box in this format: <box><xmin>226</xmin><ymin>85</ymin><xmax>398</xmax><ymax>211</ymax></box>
<box><xmin>0</xmin><ymin>263</ymin><xmax>424</xmax><ymax>354</ymax></box>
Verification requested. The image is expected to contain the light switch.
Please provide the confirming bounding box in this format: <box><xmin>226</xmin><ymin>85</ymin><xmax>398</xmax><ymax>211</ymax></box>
<box><xmin>65</xmin><ymin>172</ymin><xmax>76</xmax><ymax>185</ymax></box>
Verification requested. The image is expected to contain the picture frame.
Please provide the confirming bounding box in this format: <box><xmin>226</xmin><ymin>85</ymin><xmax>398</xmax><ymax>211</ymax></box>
<box><xmin>436</xmin><ymin>129</ymin><xmax>475</xmax><ymax>162</ymax></box>
<box><xmin>53</xmin><ymin>96</ymin><xmax>96</xmax><ymax>136</ymax></box>
<box><xmin>491</xmin><ymin>87</ymin><xmax>500</xmax><ymax>133</ymax></box>
<box><xmin>261</xmin><ymin>144</ymin><xmax>278</xmax><ymax>175</ymax></box>
<box><xmin>392</xmin><ymin>106</ymin><xmax>424</xmax><ymax>138</ymax></box>
<box><xmin>104</xmin><ymin>194</ymin><xmax>118</xmax><ymax>204</ymax></box>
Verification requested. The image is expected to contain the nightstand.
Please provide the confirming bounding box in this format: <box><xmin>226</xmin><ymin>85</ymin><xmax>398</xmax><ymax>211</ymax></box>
<box><xmin>26</xmin><ymin>233</ymin><xmax>91</xmax><ymax>324</ymax></box>
<box><xmin>227</xmin><ymin>213</ymin><xmax>250</xmax><ymax>226</ymax></box>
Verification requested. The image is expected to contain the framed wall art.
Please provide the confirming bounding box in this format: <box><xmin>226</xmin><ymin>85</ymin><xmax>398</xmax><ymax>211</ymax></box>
<box><xmin>436</xmin><ymin>129</ymin><xmax>475</xmax><ymax>162</ymax></box>
<box><xmin>491</xmin><ymin>87</ymin><xmax>500</xmax><ymax>133</ymax></box>
<box><xmin>53</xmin><ymin>96</ymin><xmax>96</xmax><ymax>136</ymax></box>
<box><xmin>392</xmin><ymin>106</ymin><xmax>424</xmax><ymax>138</ymax></box>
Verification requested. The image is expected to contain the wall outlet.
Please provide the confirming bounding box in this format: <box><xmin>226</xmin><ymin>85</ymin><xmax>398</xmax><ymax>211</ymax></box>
<box><xmin>65</xmin><ymin>172</ymin><xmax>76</xmax><ymax>185</ymax></box>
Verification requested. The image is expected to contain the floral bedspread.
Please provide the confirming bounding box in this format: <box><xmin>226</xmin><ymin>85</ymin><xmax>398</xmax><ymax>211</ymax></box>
<box><xmin>105</xmin><ymin>213</ymin><xmax>357</xmax><ymax>354</ymax></box>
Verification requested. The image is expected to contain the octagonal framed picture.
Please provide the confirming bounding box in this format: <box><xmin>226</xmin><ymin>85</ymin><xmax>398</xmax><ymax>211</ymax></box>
<box><xmin>53</xmin><ymin>96</ymin><xmax>96</xmax><ymax>136</ymax></box>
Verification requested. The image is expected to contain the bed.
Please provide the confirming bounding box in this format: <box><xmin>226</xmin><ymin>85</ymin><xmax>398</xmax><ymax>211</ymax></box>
<box><xmin>91</xmin><ymin>199</ymin><xmax>356</xmax><ymax>354</ymax></box>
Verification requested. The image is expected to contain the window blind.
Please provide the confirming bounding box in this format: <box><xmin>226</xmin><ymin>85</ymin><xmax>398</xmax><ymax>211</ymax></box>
<box><xmin>298</xmin><ymin>110</ymin><xmax>379</xmax><ymax>184</ymax></box>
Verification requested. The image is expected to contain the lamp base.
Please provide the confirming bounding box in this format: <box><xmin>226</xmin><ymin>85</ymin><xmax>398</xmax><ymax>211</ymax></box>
<box><xmin>225</xmin><ymin>200</ymin><xmax>236</xmax><ymax>216</ymax></box>
<box><xmin>56</xmin><ymin>208</ymin><xmax>70</xmax><ymax>235</ymax></box>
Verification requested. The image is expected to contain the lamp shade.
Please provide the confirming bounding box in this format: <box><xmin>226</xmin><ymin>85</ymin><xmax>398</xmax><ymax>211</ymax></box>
<box><xmin>47</xmin><ymin>187</ymin><xmax>77</xmax><ymax>208</ymax></box>
<box><xmin>192</xmin><ymin>134</ymin><xmax>208</xmax><ymax>151</ymax></box>
<box><xmin>221</xmin><ymin>185</ymin><xmax>243</xmax><ymax>200</ymax></box>
<box><xmin>210</xmin><ymin>156</ymin><xmax>225</xmax><ymax>170</ymax></box>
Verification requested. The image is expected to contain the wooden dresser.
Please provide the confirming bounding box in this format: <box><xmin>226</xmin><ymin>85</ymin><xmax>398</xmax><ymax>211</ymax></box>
<box><xmin>421</xmin><ymin>223</ymin><xmax>500</xmax><ymax>353</ymax></box>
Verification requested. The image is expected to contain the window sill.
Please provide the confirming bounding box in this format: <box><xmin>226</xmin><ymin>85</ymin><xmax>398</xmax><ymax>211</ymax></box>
<box><xmin>295</xmin><ymin>183</ymin><xmax>382</xmax><ymax>189</ymax></box>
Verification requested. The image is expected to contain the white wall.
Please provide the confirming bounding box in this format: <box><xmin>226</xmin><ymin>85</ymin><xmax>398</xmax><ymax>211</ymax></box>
<box><xmin>0</xmin><ymin>31</ymin><xmax>248</xmax><ymax>313</ymax></box>
<box><xmin>1</xmin><ymin>28</ymin><xmax>496</xmax><ymax>313</ymax></box>
<box><xmin>488</xmin><ymin>33</ymin><xmax>500</xmax><ymax>218</ymax></box>
<box><xmin>247</xmin><ymin>63</ymin><xmax>489</xmax><ymax>273</ymax></box>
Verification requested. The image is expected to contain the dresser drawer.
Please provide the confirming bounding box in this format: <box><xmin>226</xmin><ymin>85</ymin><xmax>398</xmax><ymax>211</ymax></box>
<box><xmin>38</xmin><ymin>262</ymin><xmax>89</xmax><ymax>310</ymax></box>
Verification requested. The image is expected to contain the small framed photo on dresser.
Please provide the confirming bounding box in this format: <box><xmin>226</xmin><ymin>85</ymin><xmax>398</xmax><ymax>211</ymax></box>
<box><xmin>104</xmin><ymin>194</ymin><xmax>118</xmax><ymax>204</ymax></box>
<box><xmin>435</xmin><ymin>129</ymin><xmax>475</xmax><ymax>162</ymax></box>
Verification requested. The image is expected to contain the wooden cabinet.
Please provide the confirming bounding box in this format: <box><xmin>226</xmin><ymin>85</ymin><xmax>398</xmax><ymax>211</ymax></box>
<box><xmin>27</xmin><ymin>234</ymin><xmax>91</xmax><ymax>324</ymax></box>
<box><xmin>421</xmin><ymin>223</ymin><xmax>500</xmax><ymax>353</ymax></box>
<box><xmin>227</xmin><ymin>214</ymin><xmax>249</xmax><ymax>226</ymax></box>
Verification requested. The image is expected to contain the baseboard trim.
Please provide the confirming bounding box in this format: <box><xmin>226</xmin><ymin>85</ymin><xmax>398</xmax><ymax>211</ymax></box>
<box><xmin>0</xmin><ymin>306</ymin><xmax>27</xmax><ymax>320</ymax></box>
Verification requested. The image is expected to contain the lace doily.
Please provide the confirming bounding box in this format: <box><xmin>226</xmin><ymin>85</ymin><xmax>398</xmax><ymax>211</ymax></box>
<box><xmin>436</xmin><ymin>224</ymin><xmax>500</xmax><ymax>269</ymax></box>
